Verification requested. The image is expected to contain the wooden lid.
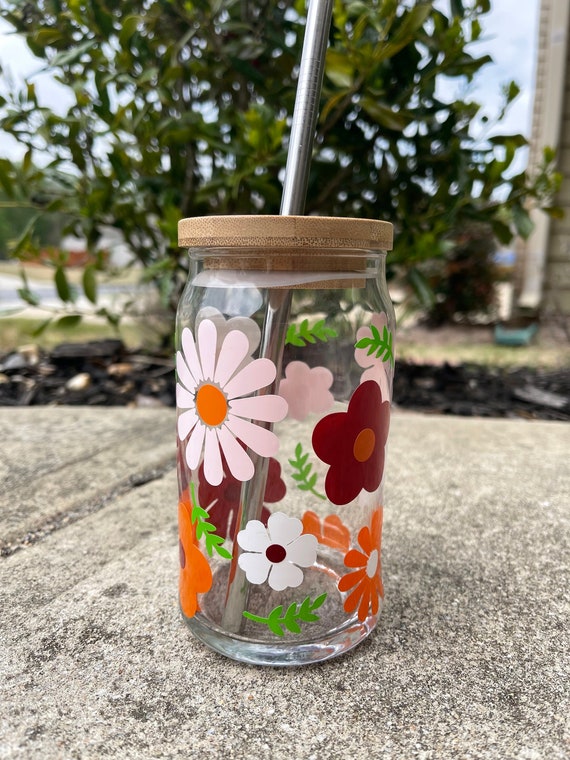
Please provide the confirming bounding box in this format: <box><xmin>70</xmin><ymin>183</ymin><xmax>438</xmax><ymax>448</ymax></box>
<box><xmin>178</xmin><ymin>215</ymin><xmax>393</xmax><ymax>251</ymax></box>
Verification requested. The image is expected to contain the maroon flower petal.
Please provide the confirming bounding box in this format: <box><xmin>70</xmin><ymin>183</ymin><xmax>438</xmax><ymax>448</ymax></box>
<box><xmin>198</xmin><ymin>455</ymin><xmax>285</xmax><ymax>539</ymax></box>
<box><xmin>312</xmin><ymin>380</ymin><xmax>390</xmax><ymax>506</ymax></box>
<box><xmin>311</xmin><ymin>411</ymin><xmax>348</xmax><ymax>464</ymax></box>
<box><xmin>264</xmin><ymin>458</ymin><xmax>287</xmax><ymax>503</ymax></box>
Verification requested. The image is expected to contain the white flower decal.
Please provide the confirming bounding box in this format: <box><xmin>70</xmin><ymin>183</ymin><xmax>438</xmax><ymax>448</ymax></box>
<box><xmin>176</xmin><ymin>319</ymin><xmax>288</xmax><ymax>487</ymax></box>
<box><xmin>237</xmin><ymin>512</ymin><xmax>318</xmax><ymax>591</ymax></box>
<box><xmin>195</xmin><ymin>307</ymin><xmax>261</xmax><ymax>367</ymax></box>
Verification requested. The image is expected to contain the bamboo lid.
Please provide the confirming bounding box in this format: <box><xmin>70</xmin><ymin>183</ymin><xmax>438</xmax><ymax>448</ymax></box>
<box><xmin>178</xmin><ymin>215</ymin><xmax>393</xmax><ymax>251</ymax></box>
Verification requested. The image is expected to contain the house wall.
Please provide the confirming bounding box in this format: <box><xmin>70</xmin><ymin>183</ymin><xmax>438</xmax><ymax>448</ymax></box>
<box><xmin>543</xmin><ymin>15</ymin><xmax>570</xmax><ymax>315</ymax></box>
<box><xmin>519</xmin><ymin>0</ymin><xmax>570</xmax><ymax>316</ymax></box>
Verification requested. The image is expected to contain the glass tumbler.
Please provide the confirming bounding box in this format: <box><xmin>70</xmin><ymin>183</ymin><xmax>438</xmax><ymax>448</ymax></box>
<box><xmin>175</xmin><ymin>215</ymin><xmax>395</xmax><ymax>666</ymax></box>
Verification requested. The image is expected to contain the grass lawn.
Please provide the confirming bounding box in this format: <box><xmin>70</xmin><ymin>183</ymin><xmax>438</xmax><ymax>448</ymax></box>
<box><xmin>0</xmin><ymin>312</ymin><xmax>168</xmax><ymax>352</ymax></box>
<box><xmin>1</xmin><ymin>261</ymin><xmax>567</xmax><ymax>367</ymax></box>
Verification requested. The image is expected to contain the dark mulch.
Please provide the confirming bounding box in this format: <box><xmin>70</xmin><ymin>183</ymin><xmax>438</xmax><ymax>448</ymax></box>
<box><xmin>0</xmin><ymin>340</ymin><xmax>568</xmax><ymax>421</ymax></box>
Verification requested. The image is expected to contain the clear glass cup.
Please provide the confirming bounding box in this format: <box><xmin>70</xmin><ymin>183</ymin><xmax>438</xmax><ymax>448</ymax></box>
<box><xmin>175</xmin><ymin>215</ymin><xmax>395</xmax><ymax>666</ymax></box>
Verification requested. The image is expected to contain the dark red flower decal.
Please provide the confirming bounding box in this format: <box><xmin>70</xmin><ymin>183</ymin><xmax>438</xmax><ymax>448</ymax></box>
<box><xmin>198</xmin><ymin>455</ymin><xmax>286</xmax><ymax>539</ymax></box>
<box><xmin>312</xmin><ymin>380</ymin><xmax>390</xmax><ymax>506</ymax></box>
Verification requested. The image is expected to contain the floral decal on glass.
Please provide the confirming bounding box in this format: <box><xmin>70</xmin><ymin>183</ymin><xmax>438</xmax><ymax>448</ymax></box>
<box><xmin>312</xmin><ymin>380</ymin><xmax>390</xmax><ymax>506</ymax></box>
<box><xmin>285</xmin><ymin>318</ymin><xmax>337</xmax><ymax>347</ymax></box>
<box><xmin>243</xmin><ymin>594</ymin><xmax>327</xmax><ymax>636</ymax></box>
<box><xmin>176</xmin><ymin>319</ymin><xmax>288</xmax><ymax>486</ymax></box>
<box><xmin>354</xmin><ymin>312</ymin><xmax>394</xmax><ymax>399</ymax></box>
<box><xmin>196</xmin><ymin>307</ymin><xmax>261</xmax><ymax>366</ymax></box>
<box><xmin>237</xmin><ymin>512</ymin><xmax>318</xmax><ymax>591</ymax></box>
<box><xmin>289</xmin><ymin>442</ymin><xmax>325</xmax><ymax>500</ymax></box>
<box><xmin>279</xmin><ymin>361</ymin><xmax>334</xmax><ymax>421</ymax></box>
<box><xmin>198</xmin><ymin>454</ymin><xmax>286</xmax><ymax>539</ymax></box>
<box><xmin>301</xmin><ymin>511</ymin><xmax>350</xmax><ymax>552</ymax></box>
<box><xmin>178</xmin><ymin>490</ymin><xmax>213</xmax><ymax>618</ymax></box>
<box><xmin>338</xmin><ymin>508</ymin><xmax>384</xmax><ymax>622</ymax></box>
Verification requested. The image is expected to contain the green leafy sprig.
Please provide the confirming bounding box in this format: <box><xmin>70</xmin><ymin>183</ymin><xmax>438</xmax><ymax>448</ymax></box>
<box><xmin>355</xmin><ymin>324</ymin><xmax>394</xmax><ymax>367</ymax></box>
<box><xmin>285</xmin><ymin>319</ymin><xmax>337</xmax><ymax>347</ymax></box>
<box><xmin>289</xmin><ymin>443</ymin><xmax>326</xmax><ymax>500</ymax></box>
<box><xmin>189</xmin><ymin>483</ymin><xmax>232</xmax><ymax>560</ymax></box>
<box><xmin>243</xmin><ymin>594</ymin><xmax>327</xmax><ymax>636</ymax></box>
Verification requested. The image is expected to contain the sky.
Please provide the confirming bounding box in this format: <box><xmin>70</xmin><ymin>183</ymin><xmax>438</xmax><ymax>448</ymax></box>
<box><xmin>0</xmin><ymin>0</ymin><xmax>542</xmax><ymax>161</ymax></box>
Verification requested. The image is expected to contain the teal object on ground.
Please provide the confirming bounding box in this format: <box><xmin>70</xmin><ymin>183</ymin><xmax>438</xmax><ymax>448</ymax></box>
<box><xmin>494</xmin><ymin>322</ymin><xmax>538</xmax><ymax>346</ymax></box>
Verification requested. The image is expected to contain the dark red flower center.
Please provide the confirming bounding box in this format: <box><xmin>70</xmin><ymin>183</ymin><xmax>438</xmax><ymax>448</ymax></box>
<box><xmin>265</xmin><ymin>543</ymin><xmax>287</xmax><ymax>564</ymax></box>
<box><xmin>353</xmin><ymin>427</ymin><xmax>376</xmax><ymax>462</ymax></box>
<box><xmin>179</xmin><ymin>539</ymin><xmax>186</xmax><ymax>569</ymax></box>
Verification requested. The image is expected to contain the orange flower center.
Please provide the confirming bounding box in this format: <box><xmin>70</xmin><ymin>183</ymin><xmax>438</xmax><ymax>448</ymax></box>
<box><xmin>195</xmin><ymin>383</ymin><xmax>228</xmax><ymax>427</ymax></box>
<box><xmin>353</xmin><ymin>427</ymin><xmax>376</xmax><ymax>462</ymax></box>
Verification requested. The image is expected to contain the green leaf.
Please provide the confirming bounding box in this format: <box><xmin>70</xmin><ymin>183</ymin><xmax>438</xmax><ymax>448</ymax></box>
<box><xmin>17</xmin><ymin>287</ymin><xmax>40</xmax><ymax>307</ymax></box>
<box><xmin>0</xmin><ymin>158</ymin><xmax>14</xmax><ymax>196</ymax></box>
<box><xmin>22</xmin><ymin>148</ymin><xmax>32</xmax><ymax>176</ymax></box>
<box><xmin>215</xmin><ymin>545</ymin><xmax>232</xmax><ymax>560</ymax></box>
<box><xmin>189</xmin><ymin>483</ymin><xmax>232</xmax><ymax>560</ymax></box>
<box><xmin>243</xmin><ymin>594</ymin><xmax>328</xmax><ymax>636</ymax></box>
<box><xmin>450</xmin><ymin>0</ymin><xmax>465</xmax><ymax>17</ymax></box>
<box><xmin>119</xmin><ymin>15</ymin><xmax>142</xmax><ymax>47</ymax></box>
<box><xmin>312</xmin><ymin>593</ymin><xmax>327</xmax><ymax>610</ymax></box>
<box><xmin>288</xmin><ymin>442</ymin><xmax>326</xmax><ymax>500</ymax></box>
<box><xmin>51</xmin><ymin>40</ymin><xmax>96</xmax><ymax>68</ymax></box>
<box><xmin>491</xmin><ymin>219</ymin><xmax>514</xmax><ymax>246</ymax></box>
<box><xmin>32</xmin><ymin>28</ymin><xmax>65</xmax><ymax>47</ymax></box>
<box><xmin>82</xmin><ymin>265</ymin><xmax>98</xmax><ymax>304</ymax></box>
<box><xmin>267</xmin><ymin>607</ymin><xmax>285</xmax><ymax>636</ymax></box>
<box><xmin>360</xmin><ymin>98</ymin><xmax>409</xmax><ymax>131</ymax></box>
<box><xmin>54</xmin><ymin>266</ymin><xmax>72</xmax><ymax>302</ymax></box>
<box><xmin>512</xmin><ymin>204</ymin><xmax>534</xmax><ymax>240</ymax></box>
<box><xmin>326</xmin><ymin>50</ymin><xmax>355</xmax><ymax>88</ymax></box>
<box><xmin>285</xmin><ymin>319</ymin><xmax>338</xmax><ymax>347</ymax></box>
<box><xmin>32</xmin><ymin>318</ymin><xmax>53</xmax><ymax>337</ymax></box>
<box><xmin>56</xmin><ymin>314</ymin><xmax>82</xmax><ymax>330</ymax></box>
<box><xmin>354</xmin><ymin>322</ymin><xmax>394</xmax><ymax>366</ymax></box>
<box><xmin>542</xmin><ymin>205</ymin><xmax>565</xmax><ymax>220</ymax></box>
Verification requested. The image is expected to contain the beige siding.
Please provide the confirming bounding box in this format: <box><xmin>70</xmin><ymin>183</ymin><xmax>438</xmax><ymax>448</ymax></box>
<box><xmin>519</xmin><ymin>0</ymin><xmax>570</xmax><ymax>315</ymax></box>
<box><xmin>544</xmin><ymin>6</ymin><xmax>570</xmax><ymax>315</ymax></box>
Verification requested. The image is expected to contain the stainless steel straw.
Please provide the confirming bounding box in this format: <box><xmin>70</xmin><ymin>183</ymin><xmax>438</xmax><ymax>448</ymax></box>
<box><xmin>222</xmin><ymin>0</ymin><xmax>334</xmax><ymax>631</ymax></box>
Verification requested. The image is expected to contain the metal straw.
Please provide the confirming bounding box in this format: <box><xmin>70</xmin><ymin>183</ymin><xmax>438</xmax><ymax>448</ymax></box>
<box><xmin>222</xmin><ymin>0</ymin><xmax>334</xmax><ymax>632</ymax></box>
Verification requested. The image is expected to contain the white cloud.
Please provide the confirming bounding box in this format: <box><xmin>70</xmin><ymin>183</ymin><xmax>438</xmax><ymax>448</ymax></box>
<box><xmin>468</xmin><ymin>0</ymin><xmax>541</xmax><ymax>138</ymax></box>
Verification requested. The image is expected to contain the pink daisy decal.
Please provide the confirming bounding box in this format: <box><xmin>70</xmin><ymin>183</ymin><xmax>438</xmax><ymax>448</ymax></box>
<box><xmin>176</xmin><ymin>320</ymin><xmax>288</xmax><ymax>486</ymax></box>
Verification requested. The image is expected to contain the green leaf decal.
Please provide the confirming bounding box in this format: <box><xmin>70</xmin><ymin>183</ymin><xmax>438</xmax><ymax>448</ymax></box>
<box><xmin>189</xmin><ymin>483</ymin><xmax>232</xmax><ymax>560</ymax></box>
<box><xmin>243</xmin><ymin>594</ymin><xmax>327</xmax><ymax>636</ymax></box>
<box><xmin>289</xmin><ymin>443</ymin><xmax>326</xmax><ymax>500</ymax></box>
<box><xmin>285</xmin><ymin>319</ymin><xmax>337</xmax><ymax>347</ymax></box>
<box><xmin>355</xmin><ymin>324</ymin><xmax>394</xmax><ymax>367</ymax></box>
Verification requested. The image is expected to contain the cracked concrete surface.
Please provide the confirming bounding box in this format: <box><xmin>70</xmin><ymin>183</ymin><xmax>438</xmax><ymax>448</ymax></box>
<box><xmin>0</xmin><ymin>409</ymin><xmax>568</xmax><ymax>759</ymax></box>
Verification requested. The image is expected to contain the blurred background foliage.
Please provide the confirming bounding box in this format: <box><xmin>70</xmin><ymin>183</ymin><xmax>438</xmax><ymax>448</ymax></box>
<box><xmin>0</xmin><ymin>0</ymin><xmax>562</xmax><ymax>336</ymax></box>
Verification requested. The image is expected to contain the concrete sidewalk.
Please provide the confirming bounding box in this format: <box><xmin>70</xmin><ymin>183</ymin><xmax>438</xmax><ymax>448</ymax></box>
<box><xmin>0</xmin><ymin>409</ymin><xmax>568</xmax><ymax>759</ymax></box>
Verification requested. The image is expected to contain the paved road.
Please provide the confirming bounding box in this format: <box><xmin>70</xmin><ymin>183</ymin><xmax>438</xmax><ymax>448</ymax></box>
<box><xmin>0</xmin><ymin>272</ymin><xmax>139</xmax><ymax>313</ymax></box>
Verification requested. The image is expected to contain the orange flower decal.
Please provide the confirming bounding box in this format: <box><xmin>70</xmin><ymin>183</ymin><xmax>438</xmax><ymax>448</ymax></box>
<box><xmin>338</xmin><ymin>508</ymin><xmax>383</xmax><ymax>622</ymax></box>
<box><xmin>301</xmin><ymin>511</ymin><xmax>350</xmax><ymax>552</ymax></box>
<box><xmin>178</xmin><ymin>491</ymin><xmax>213</xmax><ymax>618</ymax></box>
